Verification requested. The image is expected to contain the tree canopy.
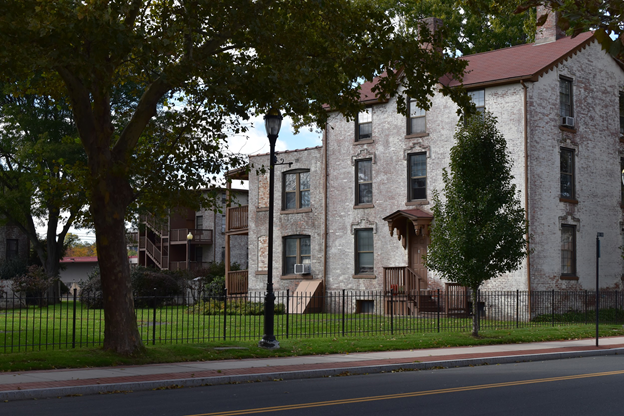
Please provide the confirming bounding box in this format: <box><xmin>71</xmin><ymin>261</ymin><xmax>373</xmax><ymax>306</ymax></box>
<box><xmin>0</xmin><ymin>83</ymin><xmax>87</xmax><ymax>283</ymax></box>
<box><xmin>393</xmin><ymin>0</ymin><xmax>536</xmax><ymax>56</ymax></box>
<box><xmin>426</xmin><ymin>113</ymin><xmax>528</xmax><ymax>336</ymax></box>
<box><xmin>0</xmin><ymin>0</ymin><xmax>474</xmax><ymax>354</ymax></box>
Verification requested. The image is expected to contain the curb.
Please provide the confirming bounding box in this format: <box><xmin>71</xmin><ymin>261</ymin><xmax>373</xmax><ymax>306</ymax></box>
<box><xmin>2</xmin><ymin>347</ymin><xmax>622</xmax><ymax>401</ymax></box>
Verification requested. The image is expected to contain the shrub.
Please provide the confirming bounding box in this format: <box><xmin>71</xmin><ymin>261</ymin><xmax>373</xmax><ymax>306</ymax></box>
<box><xmin>131</xmin><ymin>267</ymin><xmax>183</xmax><ymax>307</ymax></box>
<box><xmin>187</xmin><ymin>299</ymin><xmax>285</xmax><ymax>316</ymax></box>
<box><xmin>79</xmin><ymin>266</ymin><xmax>104</xmax><ymax>309</ymax></box>
<box><xmin>11</xmin><ymin>265</ymin><xmax>55</xmax><ymax>306</ymax></box>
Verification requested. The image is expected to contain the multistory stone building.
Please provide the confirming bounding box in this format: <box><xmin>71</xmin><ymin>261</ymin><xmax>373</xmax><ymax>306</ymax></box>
<box><xmin>245</xmin><ymin>10</ymin><xmax>624</xmax><ymax>312</ymax></box>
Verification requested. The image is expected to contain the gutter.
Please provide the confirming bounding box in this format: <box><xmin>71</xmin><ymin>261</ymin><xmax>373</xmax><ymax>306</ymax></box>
<box><xmin>322</xmin><ymin>125</ymin><xmax>328</xmax><ymax>292</ymax></box>
<box><xmin>520</xmin><ymin>80</ymin><xmax>531</xmax><ymax>302</ymax></box>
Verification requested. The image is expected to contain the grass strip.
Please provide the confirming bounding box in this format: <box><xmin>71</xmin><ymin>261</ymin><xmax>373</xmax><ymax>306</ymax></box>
<box><xmin>2</xmin><ymin>324</ymin><xmax>623</xmax><ymax>372</ymax></box>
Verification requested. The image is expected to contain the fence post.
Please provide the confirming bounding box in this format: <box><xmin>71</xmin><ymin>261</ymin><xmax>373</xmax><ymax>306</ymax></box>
<box><xmin>437</xmin><ymin>289</ymin><xmax>440</xmax><ymax>333</ymax></box>
<box><xmin>152</xmin><ymin>288</ymin><xmax>157</xmax><ymax>345</ymax></box>
<box><xmin>477</xmin><ymin>290</ymin><xmax>481</xmax><ymax>332</ymax></box>
<box><xmin>551</xmin><ymin>289</ymin><xmax>555</xmax><ymax>327</ymax></box>
<box><xmin>390</xmin><ymin>289</ymin><xmax>394</xmax><ymax>335</ymax></box>
<box><xmin>72</xmin><ymin>288</ymin><xmax>77</xmax><ymax>349</ymax></box>
<box><xmin>516</xmin><ymin>290</ymin><xmax>519</xmax><ymax>328</ymax></box>
<box><xmin>286</xmin><ymin>289</ymin><xmax>290</xmax><ymax>339</ymax></box>
<box><xmin>585</xmin><ymin>290</ymin><xmax>588</xmax><ymax>324</ymax></box>
<box><xmin>342</xmin><ymin>289</ymin><xmax>345</xmax><ymax>337</ymax></box>
<box><xmin>223</xmin><ymin>289</ymin><xmax>228</xmax><ymax>341</ymax></box>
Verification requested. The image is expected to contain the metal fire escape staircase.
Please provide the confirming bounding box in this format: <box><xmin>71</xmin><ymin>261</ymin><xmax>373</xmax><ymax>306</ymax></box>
<box><xmin>141</xmin><ymin>214</ymin><xmax>170</xmax><ymax>270</ymax></box>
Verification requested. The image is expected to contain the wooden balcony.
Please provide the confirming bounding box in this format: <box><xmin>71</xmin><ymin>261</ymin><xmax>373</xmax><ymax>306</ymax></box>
<box><xmin>169</xmin><ymin>261</ymin><xmax>213</xmax><ymax>271</ymax></box>
<box><xmin>227</xmin><ymin>270</ymin><xmax>248</xmax><ymax>294</ymax></box>
<box><xmin>170</xmin><ymin>228</ymin><xmax>213</xmax><ymax>244</ymax></box>
<box><xmin>227</xmin><ymin>205</ymin><xmax>248</xmax><ymax>233</ymax></box>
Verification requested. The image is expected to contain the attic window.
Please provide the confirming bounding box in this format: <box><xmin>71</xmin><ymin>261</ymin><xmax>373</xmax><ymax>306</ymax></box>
<box><xmin>356</xmin><ymin>109</ymin><xmax>372</xmax><ymax>141</ymax></box>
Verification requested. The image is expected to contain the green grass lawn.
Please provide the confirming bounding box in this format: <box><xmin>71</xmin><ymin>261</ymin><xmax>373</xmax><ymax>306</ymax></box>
<box><xmin>3</xmin><ymin>299</ymin><xmax>611</xmax><ymax>353</ymax></box>
<box><xmin>1</xmin><ymin>324</ymin><xmax>623</xmax><ymax>372</ymax></box>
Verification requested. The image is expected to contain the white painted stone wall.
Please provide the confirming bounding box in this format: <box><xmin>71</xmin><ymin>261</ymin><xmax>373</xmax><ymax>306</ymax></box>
<box><xmin>247</xmin><ymin>147</ymin><xmax>325</xmax><ymax>292</ymax></box>
<box><xmin>527</xmin><ymin>39</ymin><xmax>624</xmax><ymax>290</ymax></box>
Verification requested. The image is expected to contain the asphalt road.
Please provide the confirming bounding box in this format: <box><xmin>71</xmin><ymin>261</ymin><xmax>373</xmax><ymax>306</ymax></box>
<box><xmin>3</xmin><ymin>355</ymin><xmax>624</xmax><ymax>415</ymax></box>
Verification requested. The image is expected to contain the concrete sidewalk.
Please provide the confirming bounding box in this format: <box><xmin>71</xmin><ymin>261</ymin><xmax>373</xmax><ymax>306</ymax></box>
<box><xmin>2</xmin><ymin>337</ymin><xmax>624</xmax><ymax>401</ymax></box>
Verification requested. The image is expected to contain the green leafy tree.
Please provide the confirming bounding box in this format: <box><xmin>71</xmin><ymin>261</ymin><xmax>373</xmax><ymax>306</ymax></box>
<box><xmin>426</xmin><ymin>113</ymin><xmax>528</xmax><ymax>337</ymax></box>
<box><xmin>0</xmin><ymin>0</ymin><xmax>471</xmax><ymax>355</ymax></box>
<box><xmin>392</xmin><ymin>0</ymin><xmax>536</xmax><ymax>56</ymax></box>
<box><xmin>464</xmin><ymin>1</ymin><xmax>623</xmax><ymax>57</ymax></box>
<box><xmin>0</xmin><ymin>85</ymin><xmax>88</xmax><ymax>287</ymax></box>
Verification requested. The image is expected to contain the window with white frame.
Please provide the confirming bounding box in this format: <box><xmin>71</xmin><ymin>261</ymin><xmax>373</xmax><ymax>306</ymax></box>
<box><xmin>407</xmin><ymin>98</ymin><xmax>426</xmax><ymax>135</ymax></box>
<box><xmin>408</xmin><ymin>153</ymin><xmax>427</xmax><ymax>201</ymax></box>
<box><xmin>356</xmin><ymin>159</ymin><xmax>373</xmax><ymax>205</ymax></box>
<box><xmin>356</xmin><ymin>109</ymin><xmax>372</xmax><ymax>141</ymax></box>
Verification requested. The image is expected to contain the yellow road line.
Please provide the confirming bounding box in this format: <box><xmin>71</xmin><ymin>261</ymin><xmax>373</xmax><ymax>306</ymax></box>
<box><xmin>188</xmin><ymin>369</ymin><xmax>624</xmax><ymax>416</ymax></box>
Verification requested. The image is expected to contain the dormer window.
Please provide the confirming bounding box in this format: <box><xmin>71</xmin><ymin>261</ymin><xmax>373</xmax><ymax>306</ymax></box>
<box><xmin>356</xmin><ymin>109</ymin><xmax>372</xmax><ymax>141</ymax></box>
<box><xmin>407</xmin><ymin>98</ymin><xmax>426</xmax><ymax>135</ymax></box>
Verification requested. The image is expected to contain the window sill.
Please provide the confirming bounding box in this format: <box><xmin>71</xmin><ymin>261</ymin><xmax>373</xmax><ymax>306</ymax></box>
<box><xmin>352</xmin><ymin>274</ymin><xmax>376</xmax><ymax>279</ymax></box>
<box><xmin>281</xmin><ymin>274</ymin><xmax>314</xmax><ymax>280</ymax></box>
<box><xmin>560</xmin><ymin>275</ymin><xmax>579</xmax><ymax>281</ymax></box>
<box><xmin>405</xmin><ymin>132</ymin><xmax>429</xmax><ymax>139</ymax></box>
<box><xmin>281</xmin><ymin>208</ymin><xmax>312</xmax><ymax>215</ymax></box>
<box><xmin>256</xmin><ymin>207</ymin><xmax>269</xmax><ymax>212</ymax></box>
<box><xmin>354</xmin><ymin>204</ymin><xmax>374</xmax><ymax>209</ymax></box>
<box><xmin>559</xmin><ymin>197</ymin><xmax>578</xmax><ymax>204</ymax></box>
<box><xmin>256</xmin><ymin>270</ymin><xmax>268</xmax><ymax>275</ymax></box>
<box><xmin>559</xmin><ymin>125</ymin><xmax>577</xmax><ymax>134</ymax></box>
<box><xmin>406</xmin><ymin>200</ymin><xmax>429</xmax><ymax>206</ymax></box>
<box><xmin>354</xmin><ymin>139</ymin><xmax>374</xmax><ymax>145</ymax></box>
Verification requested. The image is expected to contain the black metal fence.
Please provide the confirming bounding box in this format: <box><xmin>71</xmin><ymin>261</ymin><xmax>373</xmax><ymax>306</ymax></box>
<box><xmin>1</xmin><ymin>289</ymin><xmax>623</xmax><ymax>353</ymax></box>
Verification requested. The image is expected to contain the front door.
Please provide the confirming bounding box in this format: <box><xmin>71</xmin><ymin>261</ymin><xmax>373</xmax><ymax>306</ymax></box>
<box><xmin>408</xmin><ymin>226</ymin><xmax>428</xmax><ymax>290</ymax></box>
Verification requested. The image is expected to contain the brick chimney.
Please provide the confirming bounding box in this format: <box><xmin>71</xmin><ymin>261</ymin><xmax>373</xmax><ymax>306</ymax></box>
<box><xmin>535</xmin><ymin>5</ymin><xmax>566</xmax><ymax>45</ymax></box>
<box><xmin>419</xmin><ymin>17</ymin><xmax>443</xmax><ymax>51</ymax></box>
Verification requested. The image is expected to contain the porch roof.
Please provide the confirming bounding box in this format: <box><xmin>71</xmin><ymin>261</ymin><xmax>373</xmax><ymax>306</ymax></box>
<box><xmin>382</xmin><ymin>208</ymin><xmax>433</xmax><ymax>249</ymax></box>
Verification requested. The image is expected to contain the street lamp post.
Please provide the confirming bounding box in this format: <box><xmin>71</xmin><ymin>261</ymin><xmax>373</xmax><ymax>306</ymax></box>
<box><xmin>258</xmin><ymin>108</ymin><xmax>283</xmax><ymax>350</ymax></box>
<box><xmin>186</xmin><ymin>231</ymin><xmax>193</xmax><ymax>271</ymax></box>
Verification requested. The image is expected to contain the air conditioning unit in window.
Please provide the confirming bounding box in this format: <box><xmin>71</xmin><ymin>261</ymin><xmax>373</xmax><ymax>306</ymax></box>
<box><xmin>562</xmin><ymin>116</ymin><xmax>575</xmax><ymax>128</ymax></box>
<box><xmin>294</xmin><ymin>264</ymin><xmax>311</xmax><ymax>275</ymax></box>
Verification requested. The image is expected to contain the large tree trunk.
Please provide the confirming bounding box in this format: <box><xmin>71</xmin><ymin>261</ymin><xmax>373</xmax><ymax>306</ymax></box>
<box><xmin>91</xmin><ymin>173</ymin><xmax>144</xmax><ymax>355</ymax></box>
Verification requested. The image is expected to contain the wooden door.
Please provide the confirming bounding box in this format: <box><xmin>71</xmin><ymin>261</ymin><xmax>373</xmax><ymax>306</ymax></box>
<box><xmin>408</xmin><ymin>229</ymin><xmax>428</xmax><ymax>289</ymax></box>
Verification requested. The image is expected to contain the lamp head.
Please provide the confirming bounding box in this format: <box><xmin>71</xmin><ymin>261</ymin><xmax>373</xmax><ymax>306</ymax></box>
<box><xmin>264</xmin><ymin>108</ymin><xmax>283</xmax><ymax>137</ymax></box>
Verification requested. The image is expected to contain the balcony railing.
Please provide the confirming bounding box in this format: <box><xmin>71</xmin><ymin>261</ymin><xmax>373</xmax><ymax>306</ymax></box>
<box><xmin>227</xmin><ymin>205</ymin><xmax>248</xmax><ymax>232</ymax></box>
<box><xmin>139</xmin><ymin>236</ymin><xmax>146</xmax><ymax>249</ymax></box>
<box><xmin>170</xmin><ymin>228</ymin><xmax>213</xmax><ymax>244</ymax></box>
<box><xmin>227</xmin><ymin>270</ymin><xmax>248</xmax><ymax>294</ymax></box>
<box><xmin>383</xmin><ymin>266</ymin><xmax>424</xmax><ymax>294</ymax></box>
<box><xmin>140</xmin><ymin>213</ymin><xmax>169</xmax><ymax>237</ymax></box>
<box><xmin>169</xmin><ymin>261</ymin><xmax>213</xmax><ymax>272</ymax></box>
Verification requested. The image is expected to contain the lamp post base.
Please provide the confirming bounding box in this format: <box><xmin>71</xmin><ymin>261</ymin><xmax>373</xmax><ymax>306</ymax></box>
<box><xmin>258</xmin><ymin>337</ymin><xmax>280</xmax><ymax>350</ymax></box>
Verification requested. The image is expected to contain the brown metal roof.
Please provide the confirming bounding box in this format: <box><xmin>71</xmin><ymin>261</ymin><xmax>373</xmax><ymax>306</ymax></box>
<box><xmin>448</xmin><ymin>32</ymin><xmax>595</xmax><ymax>88</ymax></box>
